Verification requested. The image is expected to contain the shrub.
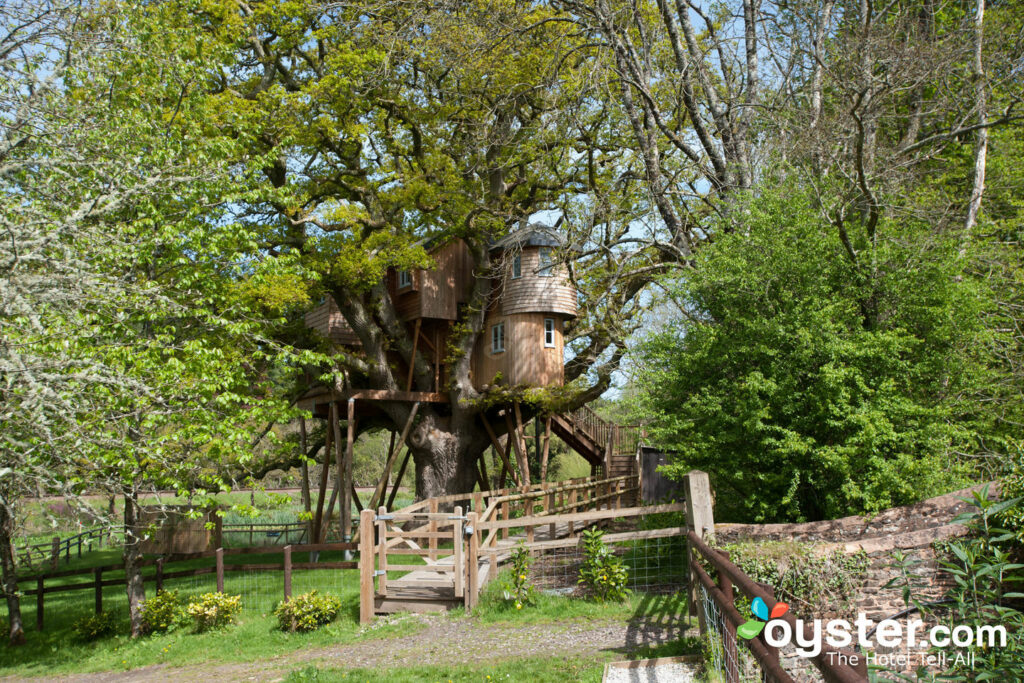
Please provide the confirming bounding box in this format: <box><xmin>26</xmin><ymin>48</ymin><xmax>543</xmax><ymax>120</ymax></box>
<box><xmin>274</xmin><ymin>590</ymin><xmax>342</xmax><ymax>632</ymax></box>
<box><xmin>501</xmin><ymin>543</ymin><xmax>534</xmax><ymax>609</ymax></box>
<box><xmin>578</xmin><ymin>528</ymin><xmax>630</xmax><ymax>602</ymax></box>
<box><xmin>186</xmin><ymin>592</ymin><xmax>241</xmax><ymax>632</ymax></box>
<box><xmin>140</xmin><ymin>589</ymin><xmax>188</xmax><ymax>634</ymax></box>
<box><xmin>73</xmin><ymin>611</ymin><xmax>117</xmax><ymax>641</ymax></box>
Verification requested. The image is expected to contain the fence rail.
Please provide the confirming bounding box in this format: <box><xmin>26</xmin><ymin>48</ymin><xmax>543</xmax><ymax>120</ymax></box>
<box><xmin>17</xmin><ymin>527</ymin><xmax>112</xmax><ymax>570</ymax></box>
<box><xmin>15</xmin><ymin>541</ymin><xmax>356</xmax><ymax>632</ymax></box>
<box><xmin>687</xmin><ymin>530</ymin><xmax>866</xmax><ymax>683</ymax></box>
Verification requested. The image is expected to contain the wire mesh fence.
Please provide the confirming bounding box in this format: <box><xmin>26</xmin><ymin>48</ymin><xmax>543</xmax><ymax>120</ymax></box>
<box><xmin>526</xmin><ymin>532</ymin><xmax>688</xmax><ymax>596</ymax></box>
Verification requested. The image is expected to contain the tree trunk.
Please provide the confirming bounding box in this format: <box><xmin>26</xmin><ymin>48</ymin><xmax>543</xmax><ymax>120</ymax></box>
<box><xmin>122</xmin><ymin>491</ymin><xmax>146</xmax><ymax>637</ymax></box>
<box><xmin>0</xmin><ymin>501</ymin><xmax>25</xmax><ymax>645</ymax></box>
<box><xmin>408</xmin><ymin>412</ymin><xmax>489</xmax><ymax>499</ymax></box>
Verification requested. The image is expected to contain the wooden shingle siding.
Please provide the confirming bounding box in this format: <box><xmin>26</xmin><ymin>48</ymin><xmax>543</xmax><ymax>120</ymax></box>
<box><xmin>499</xmin><ymin>247</ymin><xmax>577</xmax><ymax>317</ymax></box>
<box><xmin>304</xmin><ymin>298</ymin><xmax>361</xmax><ymax>346</ymax></box>
<box><xmin>472</xmin><ymin>312</ymin><xmax>564</xmax><ymax>389</ymax></box>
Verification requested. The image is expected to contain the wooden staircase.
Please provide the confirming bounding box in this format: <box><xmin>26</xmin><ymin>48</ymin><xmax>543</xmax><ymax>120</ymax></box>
<box><xmin>550</xmin><ymin>406</ymin><xmax>642</xmax><ymax>496</ymax></box>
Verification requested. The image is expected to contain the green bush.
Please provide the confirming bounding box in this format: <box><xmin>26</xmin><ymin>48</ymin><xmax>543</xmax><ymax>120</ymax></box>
<box><xmin>578</xmin><ymin>529</ymin><xmax>630</xmax><ymax>602</ymax></box>
<box><xmin>73</xmin><ymin>611</ymin><xmax>117</xmax><ymax>641</ymax></box>
<box><xmin>140</xmin><ymin>589</ymin><xmax>188</xmax><ymax>634</ymax></box>
<box><xmin>274</xmin><ymin>590</ymin><xmax>342</xmax><ymax>632</ymax></box>
<box><xmin>501</xmin><ymin>543</ymin><xmax>534</xmax><ymax>609</ymax></box>
<box><xmin>186</xmin><ymin>592</ymin><xmax>241</xmax><ymax>632</ymax></box>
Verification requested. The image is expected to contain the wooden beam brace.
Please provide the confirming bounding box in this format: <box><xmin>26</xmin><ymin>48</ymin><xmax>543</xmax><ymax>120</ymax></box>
<box><xmin>368</xmin><ymin>403</ymin><xmax>421</xmax><ymax>510</ymax></box>
<box><xmin>386</xmin><ymin>449</ymin><xmax>414</xmax><ymax>510</ymax></box>
<box><xmin>482</xmin><ymin>414</ymin><xmax>519</xmax><ymax>486</ymax></box>
<box><xmin>406</xmin><ymin>318</ymin><xmax>422</xmax><ymax>392</ymax></box>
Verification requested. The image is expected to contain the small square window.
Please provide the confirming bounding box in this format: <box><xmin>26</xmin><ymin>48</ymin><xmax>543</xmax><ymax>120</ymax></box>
<box><xmin>398</xmin><ymin>270</ymin><xmax>412</xmax><ymax>289</ymax></box>
<box><xmin>544</xmin><ymin>318</ymin><xmax>556</xmax><ymax>348</ymax></box>
<box><xmin>511</xmin><ymin>253</ymin><xmax>522</xmax><ymax>279</ymax></box>
<box><xmin>538</xmin><ymin>248</ymin><xmax>553</xmax><ymax>277</ymax></box>
<box><xmin>491</xmin><ymin>322</ymin><xmax>505</xmax><ymax>353</ymax></box>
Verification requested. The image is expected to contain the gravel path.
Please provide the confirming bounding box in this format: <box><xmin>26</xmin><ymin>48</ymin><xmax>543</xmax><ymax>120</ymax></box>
<box><xmin>34</xmin><ymin>614</ymin><xmax>692</xmax><ymax>683</ymax></box>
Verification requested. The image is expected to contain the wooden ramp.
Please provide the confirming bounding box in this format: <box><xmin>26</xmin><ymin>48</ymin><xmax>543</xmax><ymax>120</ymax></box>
<box><xmin>359</xmin><ymin>475</ymin><xmax>641</xmax><ymax>622</ymax></box>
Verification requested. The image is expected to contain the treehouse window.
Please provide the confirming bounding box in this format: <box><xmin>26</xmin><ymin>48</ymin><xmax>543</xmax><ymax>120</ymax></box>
<box><xmin>491</xmin><ymin>322</ymin><xmax>505</xmax><ymax>353</ymax></box>
<box><xmin>398</xmin><ymin>270</ymin><xmax>412</xmax><ymax>289</ymax></box>
<box><xmin>544</xmin><ymin>318</ymin><xmax>556</xmax><ymax>347</ymax></box>
<box><xmin>512</xmin><ymin>253</ymin><xmax>522</xmax><ymax>279</ymax></box>
<box><xmin>538</xmin><ymin>247</ymin><xmax>553</xmax><ymax>276</ymax></box>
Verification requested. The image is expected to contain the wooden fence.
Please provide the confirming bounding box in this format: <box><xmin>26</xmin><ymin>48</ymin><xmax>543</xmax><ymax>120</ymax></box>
<box><xmin>221</xmin><ymin>521</ymin><xmax>308</xmax><ymax>546</ymax></box>
<box><xmin>16</xmin><ymin>541</ymin><xmax>355</xmax><ymax>632</ymax></box>
<box><xmin>17</xmin><ymin>527</ymin><xmax>112</xmax><ymax>570</ymax></box>
<box><xmin>358</xmin><ymin>474</ymin><xmax>645</xmax><ymax>622</ymax></box>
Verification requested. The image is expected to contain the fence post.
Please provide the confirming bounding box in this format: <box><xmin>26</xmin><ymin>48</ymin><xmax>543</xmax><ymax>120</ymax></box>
<box><xmin>429</xmin><ymin>498</ymin><xmax>439</xmax><ymax>562</ymax></box>
<box><xmin>453</xmin><ymin>506</ymin><xmax>464</xmax><ymax>599</ymax></box>
<box><xmin>77</xmin><ymin>535</ymin><xmax>82</xmax><ymax>559</ymax></box>
<box><xmin>283</xmin><ymin>546</ymin><xmax>292</xmax><ymax>600</ymax></box>
<box><xmin>719</xmin><ymin>550</ymin><xmax>740</xmax><ymax>683</ymax></box>
<box><xmin>501</xmin><ymin>501</ymin><xmax>510</xmax><ymax>540</ymax></box>
<box><xmin>376</xmin><ymin>507</ymin><xmax>389</xmax><ymax>597</ymax></box>
<box><xmin>94</xmin><ymin>568</ymin><xmax>103</xmax><ymax>614</ymax></box>
<box><xmin>359</xmin><ymin>508</ymin><xmax>375</xmax><ymax>624</ymax></box>
<box><xmin>65</xmin><ymin>538</ymin><xmax>70</xmax><ymax>565</ymax></box>
<box><xmin>568</xmin><ymin>489</ymin><xmax>577</xmax><ymax>536</ymax></box>
<box><xmin>50</xmin><ymin>536</ymin><xmax>59</xmax><ymax>571</ymax></box>
<box><xmin>36</xmin><ymin>576</ymin><xmax>44</xmax><ymax>631</ymax></box>
<box><xmin>216</xmin><ymin>548</ymin><xmax>224</xmax><ymax>593</ymax></box>
<box><xmin>466</xmin><ymin>511</ymin><xmax>479</xmax><ymax>611</ymax></box>
<box><xmin>155</xmin><ymin>558</ymin><xmax>164</xmax><ymax>592</ymax></box>
<box><xmin>684</xmin><ymin>470</ymin><xmax>714</xmax><ymax>627</ymax></box>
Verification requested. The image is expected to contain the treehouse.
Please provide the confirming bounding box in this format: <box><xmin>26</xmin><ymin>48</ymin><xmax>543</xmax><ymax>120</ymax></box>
<box><xmin>303</xmin><ymin>224</ymin><xmax>578</xmax><ymax>391</ymax></box>
<box><xmin>296</xmin><ymin>224</ymin><xmax>640</xmax><ymax>547</ymax></box>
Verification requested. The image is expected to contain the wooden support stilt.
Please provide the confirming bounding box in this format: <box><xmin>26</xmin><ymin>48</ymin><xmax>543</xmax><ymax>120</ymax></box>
<box><xmin>482</xmin><ymin>414</ymin><xmax>519</xmax><ymax>486</ymax></box>
<box><xmin>320</xmin><ymin>477</ymin><xmax>340</xmax><ymax>543</ymax></box>
<box><xmin>506</xmin><ymin>406</ymin><xmax>530</xmax><ymax>487</ymax></box>
<box><xmin>540</xmin><ymin>416</ymin><xmax>552</xmax><ymax>482</ymax></box>
<box><xmin>406</xmin><ymin>318</ymin><xmax>422</xmax><ymax>392</ymax></box>
<box><xmin>386</xmin><ymin>449</ymin><xmax>413</xmax><ymax>511</ymax></box>
<box><xmin>369</xmin><ymin>403</ymin><xmax>421</xmax><ymax>511</ymax></box>
<box><xmin>312</xmin><ymin>407</ymin><xmax>332</xmax><ymax>542</ymax></box>
<box><xmin>342</xmin><ymin>398</ymin><xmax>355</xmax><ymax>541</ymax></box>
<box><xmin>299</xmin><ymin>418</ymin><xmax>312</xmax><ymax>541</ymax></box>
<box><xmin>478</xmin><ymin>450</ymin><xmax>490</xmax><ymax>490</ymax></box>
<box><xmin>350</xmin><ymin>482</ymin><xmax>364</xmax><ymax>512</ymax></box>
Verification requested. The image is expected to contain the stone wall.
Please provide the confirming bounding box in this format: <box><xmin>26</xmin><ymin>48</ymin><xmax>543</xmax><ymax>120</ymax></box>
<box><xmin>713</xmin><ymin>483</ymin><xmax>998</xmax><ymax>680</ymax></box>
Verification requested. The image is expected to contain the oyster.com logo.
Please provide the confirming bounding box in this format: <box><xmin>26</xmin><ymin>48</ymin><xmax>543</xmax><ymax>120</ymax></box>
<box><xmin>738</xmin><ymin>597</ymin><xmax>788</xmax><ymax>640</ymax></box>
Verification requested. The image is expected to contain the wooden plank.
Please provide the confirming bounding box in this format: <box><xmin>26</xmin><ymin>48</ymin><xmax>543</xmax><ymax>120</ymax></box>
<box><xmin>339</xmin><ymin>389</ymin><xmax>449</xmax><ymax>403</ymax></box>
<box><xmin>291</xmin><ymin>562</ymin><xmax>358</xmax><ymax>570</ymax></box>
<box><xmin>478</xmin><ymin>502</ymin><xmax>685</xmax><ymax>531</ymax></box>
<box><xmin>359</xmin><ymin>508</ymin><xmax>375</xmax><ymax>624</ymax></box>
<box><xmin>466</xmin><ymin>511</ymin><xmax>479</xmax><ymax>611</ymax></box>
<box><xmin>385</xmin><ymin>530</ymin><xmax>452</xmax><ymax>540</ymax></box>
<box><xmin>453</xmin><ymin>506</ymin><xmax>463</xmax><ymax>598</ymax></box>
<box><xmin>377</xmin><ymin>506</ymin><xmax>389</xmax><ymax>596</ymax></box>
<box><xmin>312</xmin><ymin>408</ymin><xmax>332</xmax><ymax>542</ymax></box>
<box><xmin>386</xmin><ymin>564</ymin><xmax>456</xmax><ymax>573</ymax></box>
<box><xmin>341</xmin><ymin>399</ymin><xmax>355</xmax><ymax>540</ymax></box>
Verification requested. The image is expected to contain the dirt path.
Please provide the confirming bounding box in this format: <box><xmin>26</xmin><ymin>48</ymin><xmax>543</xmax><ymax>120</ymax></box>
<box><xmin>40</xmin><ymin>614</ymin><xmax>692</xmax><ymax>683</ymax></box>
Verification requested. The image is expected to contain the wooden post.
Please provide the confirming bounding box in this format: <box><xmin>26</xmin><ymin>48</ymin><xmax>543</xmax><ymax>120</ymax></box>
<box><xmin>547</xmin><ymin>490</ymin><xmax>556</xmax><ymax>540</ymax></box>
<box><xmin>36</xmin><ymin>576</ymin><xmax>44</xmax><ymax>631</ymax></box>
<box><xmin>359</xmin><ymin>508</ymin><xmax>375</xmax><ymax>624</ymax></box>
<box><xmin>473</xmin><ymin>492</ymin><xmax>483</xmax><ymax>514</ymax></box>
<box><xmin>406</xmin><ymin>318</ymin><xmax>422</xmax><ymax>391</ymax></box>
<box><xmin>300</xmin><ymin>418</ymin><xmax>313</xmax><ymax>542</ymax></box>
<box><xmin>501</xmin><ymin>501</ymin><xmax>510</xmax><ymax>540</ymax></box>
<box><xmin>453</xmin><ymin>506</ymin><xmax>464</xmax><ymax>598</ymax></box>
<box><xmin>466</xmin><ymin>511</ymin><xmax>479</xmax><ymax>611</ymax></box>
<box><xmin>376</xmin><ymin>507</ymin><xmax>389</xmax><ymax>596</ymax></box>
<box><xmin>94</xmin><ymin>568</ymin><xmax>103</xmax><ymax>614</ymax></box>
<box><xmin>342</xmin><ymin>399</ymin><xmax>356</xmax><ymax>543</ymax></box>
<box><xmin>77</xmin><ymin>535</ymin><xmax>82</xmax><ymax>559</ymax></box>
<box><xmin>50</xmin><ymin>536</ymin><xmax>59</xmax><ymax>571</ymax></box>
<box><xmin>488</xmin><ymin>548</ymin><xmax>498</xmax><ymax>582</ymax></box>
<box><xmin>216</xmin><ymin>548</ymin><xmax>225</xmax><ymax>593</ymax></box>
<box><xmin>568</xmin><ymin>489</ymin><xmax>577</xmax><ymax>536</ymax></box>
<box><xmin>719</xmin><ymin>549</ymin><xmax>740</xmax><ymax>683</ymax></box>
<box><xmin>684</xmin><ymin>470</ymin><xmax>714</xmax><ymax>624</ymax></box>
<box><xmin>283</xmin><ymin>545</ymin><xmax>293</xmax><ymax>600</ymax></box>
<box><xmin>428</xmin><ymin>499</ymin><xmax>439</xmax><ymax>562</ymax></box>
<box><xmin>312</xmin><ymin>407</ymin><xmax>333</xmax><ymax>543</ymax></box>
<box><xmin>156</xmin><ymin>558</ymin><xmax>164</xmax><ymax>592</ymax></box>
<box><xmin>540</xmin><ymin>416</ymin><xmax>552</xmax><ymax>482</ymax></box>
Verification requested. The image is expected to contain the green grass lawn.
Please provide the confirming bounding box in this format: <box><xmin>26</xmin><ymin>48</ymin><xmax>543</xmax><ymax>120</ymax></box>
<box><xmin>285</xmin><ymin>656</ymin><xmax>610</xmax><ymax>683</ymax></box>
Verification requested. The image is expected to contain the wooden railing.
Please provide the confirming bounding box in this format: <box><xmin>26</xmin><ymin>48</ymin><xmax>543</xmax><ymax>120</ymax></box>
<box><xmin>17</xmin><ymin>527</ymin><xmax>113</xmax><ymax>570</ymax></box>
<box><xmin>16</xmin><ymin>541</ymin><xmax>356</xmax><ymax>632</ymax></box>
<box><xmin>687</xmin><ymin>530</ymin><xmax>865</xmax><ymax>683</ymax></box>
<box><xmin>358</xmin><ymin>473</ymin><xmax>642</xmax><ymax>623</ymax></box>
<box><xmin>562</xmin><ymin>405</ymin><xmax>644</xmax><ymax>456</ymax></box>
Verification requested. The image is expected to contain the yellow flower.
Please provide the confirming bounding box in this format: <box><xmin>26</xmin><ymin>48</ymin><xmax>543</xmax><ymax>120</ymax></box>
<box><xmin>515</xmin><ymin>602</ymin><xmax>522</xmax><ymax>609</ymax></box>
